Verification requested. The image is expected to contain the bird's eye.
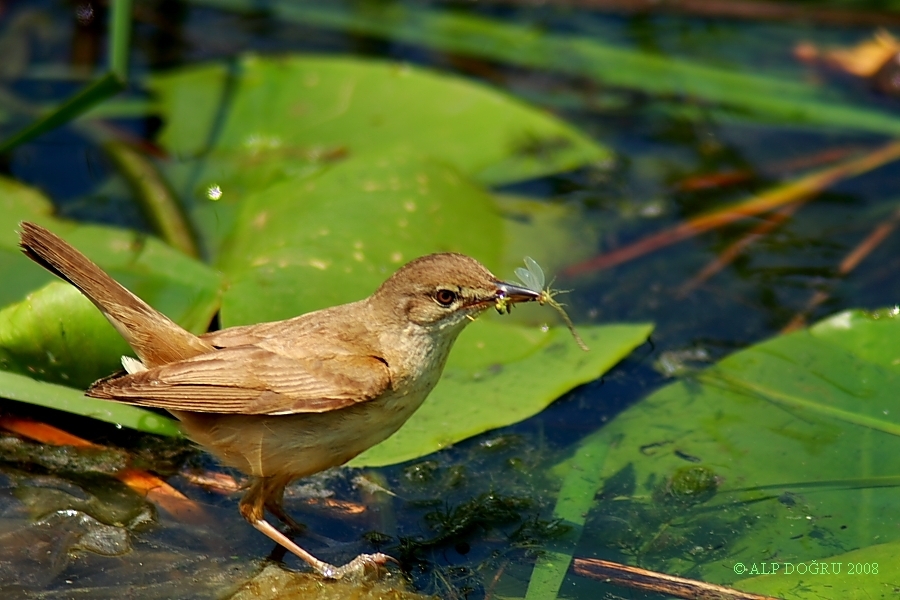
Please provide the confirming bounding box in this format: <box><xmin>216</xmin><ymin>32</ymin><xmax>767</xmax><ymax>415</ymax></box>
<box><xmin>434</xmin><ymin>289</ymin><xmax>458</xmax><ymax>307</ymax></box>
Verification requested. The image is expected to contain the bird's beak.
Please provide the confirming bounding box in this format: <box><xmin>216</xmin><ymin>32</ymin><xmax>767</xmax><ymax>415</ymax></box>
<box><xmin>494</xmin><ymin>280</ymin><xmax>542</xmax><ymax>305</ymax></box>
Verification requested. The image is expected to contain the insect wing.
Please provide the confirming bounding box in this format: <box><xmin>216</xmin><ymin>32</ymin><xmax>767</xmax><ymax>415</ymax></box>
<box><xmin>514</xmin><ymin>267</ymin><xmax>540</xmax><ymax>292</ymax></box>
<box><xmin>515</xmin><ymin>256</ymin><xmax>546</xmax><ymax>293</ymax></box>
<box><xmin>524</xmin><ymin>256</ymin><xmax>545</xmax><ymax>289</ymax></box>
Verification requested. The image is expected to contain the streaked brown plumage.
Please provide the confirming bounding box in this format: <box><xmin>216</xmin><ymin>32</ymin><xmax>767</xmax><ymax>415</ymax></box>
<box><xmin>18</xmin><ymin>221</ymin><xmax>539</xmax><ymax>578</ymax></box>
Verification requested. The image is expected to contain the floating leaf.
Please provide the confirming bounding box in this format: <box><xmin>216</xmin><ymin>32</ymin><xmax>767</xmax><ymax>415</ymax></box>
<box><xmin>0</xmin><ymin>283</ymin><xmax>131</xmax><ymax>389</ymax></box>
<box><xmin>524</xmin><ymin>429</ymin><xmax>615</xmax><ymax>600</ymax></box>
<box><xmin>147</xmin><ymin>55</ymin><xmax>610</xmax><ymax>258</ymax></box>
<box><xmin>150</xmin><ymin>54</ymin><xmax>608</xmax><ymax>185</ymax></box>
<box><xmin>563</xmin><ymin>307</ymin><xmax>900</xmax><ymax>596</ymax></box>
<box><xmin>216</xmin><ymin>153</ymin><xmax>503</xmax><ymax>324</ymax></box>
<box><xmin>0</xmin><ymin>369</ymin><xmax>179</xmax><ymax>437</ymax></box>
<box><xmin>737</xmin><ymin>540</ymin><xmax>900</xmax><ymax>599</ymax></box>
<box><xmin>243</xmin><ymin>2</ymin><xmax>900</xmax><ymax>134</ymax></box>
<box><xmin>0</xmin><ymin>176</ymin><xmax>220</xmax><ymax>433</ymax></box>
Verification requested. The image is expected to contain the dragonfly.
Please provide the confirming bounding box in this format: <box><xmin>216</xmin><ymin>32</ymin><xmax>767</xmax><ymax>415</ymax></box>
<box><xmin>497</xmin><ymin>257</ymin><xmax>589</xmax><ymax>351</ymax></box>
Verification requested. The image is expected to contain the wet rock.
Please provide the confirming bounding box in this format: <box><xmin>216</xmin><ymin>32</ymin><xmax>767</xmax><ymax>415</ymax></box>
<box><xmin>229</xmin><ymin>563</ymin><xmax>436</xmax><ymax>600</ymax></box>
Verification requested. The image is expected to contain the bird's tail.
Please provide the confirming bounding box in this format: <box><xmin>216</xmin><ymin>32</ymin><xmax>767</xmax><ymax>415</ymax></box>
<box><xmin>18</xmin><ymin>221</ymin><xmax>213</xmax><ymax>368</ymax></box>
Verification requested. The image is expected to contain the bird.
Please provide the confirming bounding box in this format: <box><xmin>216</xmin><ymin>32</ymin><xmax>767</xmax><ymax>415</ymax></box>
<box><xmin>18</xmin><ymin>221</ymin><xmax>540</xmax><ymax>578</ymax></box>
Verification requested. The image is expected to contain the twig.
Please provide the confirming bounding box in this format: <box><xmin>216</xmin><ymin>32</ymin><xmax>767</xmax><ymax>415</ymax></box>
<box><xmin>678</xmin><ymin>202</ymin><xmax>804</xmax><ymax>295</ymax></box>
<box><xmin>483</xmin><ymin>559</ymin><xmax>509</xmax><ymax>600</ymax></box>
<box><xmin>675</xmin><ymin>146</ymin><xmax>859</xmax><ymax>192</ymax></box>
<box><xmin>104</xmin><ymin>140</ymin><xmax>200</xmax><ymax>257</ymax></box>
<box><xmin>572</xmin><ymin>557</ymin><xmax>782</xmax><ymax>600</ymax></box>
<box><xmin>565</xmin><ymin>139</ymin><xmax>900</xmax><ymax>276</ymax></box>
<box><xmin>782</xmin><ymin>205</ymin><xmax>900</xmax><ymax>332</ymax></box>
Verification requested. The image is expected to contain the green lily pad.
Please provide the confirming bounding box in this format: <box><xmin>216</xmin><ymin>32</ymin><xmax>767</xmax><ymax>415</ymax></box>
<box><xmin>737</xmin><ymin>540</ymin><xmax>900</xmax><ymax>599</ymax></box>
<box><xmin>150</xmin><ymin>54</ymin><xmax>608</xmax><ymax>186</ymax></box>
<box><xmin>217</xmin><ymin>153</ymin><xmax>502</xmax><ymax>324</ymax></box>
<box><xmin>0</xmin><ymin>177</ymin><xmax>222</xmax><ymax>342</ymax></box>
<box><xmin>495</xmin><ymin>194</ymin><xmax>602</xmax><ymax>281</ymax></box>
<box><xmin>0</xmin><ymin>283</ymin><xmax>130</xmax><ymax>389</ymax></box>
<box><xmin>807</xmin><ymin>307</ymin><xmax>900</xmax><ymax>368</ymax></box>
<box><xmin>574</xmin><ymin>307</ymin><xmax>900</xmax><ymax>593</ymax></box>
<box><xmin>147</xmin><ymin>55</ymin><xmax>610</xmax><ymax>258</ymax></box>
<box><xmin>0</xmin><ymin>176</ymin><xmax>221</xmax><ymax>430</ymax></box>
<box><xmin>268</xmin><ymin>3</ymin><xmax>900</xmax><ymax>135</ymax></box>
<box><xmin>0</xmin><ymin>177</ymin><xmax>62</xmax><ymax>308</ymax></box>
<box><xmin>0</xmin><ymin>368</ymin><xmax>180</xmax><ymax>437</ymax></box>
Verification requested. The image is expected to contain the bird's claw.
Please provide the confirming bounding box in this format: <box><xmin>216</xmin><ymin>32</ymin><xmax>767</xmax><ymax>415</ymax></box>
<box><xmin>317</xmin><ymin>552</ymin><xmax>397</xmax><ymax>580</ymax></box>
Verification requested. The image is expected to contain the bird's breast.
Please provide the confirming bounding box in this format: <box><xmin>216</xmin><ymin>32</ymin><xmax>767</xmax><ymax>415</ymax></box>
<box><xmin>382</xmin><ymin>323</ymin><xmax>457</xmax><ymax>396</ymax></box>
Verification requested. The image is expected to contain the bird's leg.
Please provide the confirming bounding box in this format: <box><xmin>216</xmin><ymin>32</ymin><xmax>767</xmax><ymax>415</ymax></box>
<box><xmin>240</xmin><ymin>477</ymin><xmax>396</xmax><ymax>580</ymax></box>
<box><xmin>262</xmin><ymin>478</ymin><xmax>306</xmax><ymax>535</ymax></box>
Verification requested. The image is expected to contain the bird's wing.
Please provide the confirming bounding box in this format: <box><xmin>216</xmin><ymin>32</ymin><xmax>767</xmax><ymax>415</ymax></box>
<box><xmin>200</xmin><ymin>321</ymin><xmax>287</xmax><ymax>348</ymax></box>
<box><xmin>87</xmin><ymin>345</ymin><xmax>391</xmax><ymax>415</ymax></box>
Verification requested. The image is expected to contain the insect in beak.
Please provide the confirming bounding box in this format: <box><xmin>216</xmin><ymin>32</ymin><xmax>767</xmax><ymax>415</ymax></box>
<box><xmin>504</xmin><ymin>257</ymin><xmax>589</xmax><ymax>352</ymax></box>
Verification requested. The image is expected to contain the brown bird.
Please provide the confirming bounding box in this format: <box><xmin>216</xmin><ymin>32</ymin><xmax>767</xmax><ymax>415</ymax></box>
<box><xmin>18</xmin><ymin>221</ymin><xmax>540</xmax><ymax>578</ymax></box>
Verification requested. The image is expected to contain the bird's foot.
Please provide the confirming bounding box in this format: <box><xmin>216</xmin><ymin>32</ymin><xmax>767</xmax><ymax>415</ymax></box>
<box><xmin>250</xmin><ymin>516</ymin><xmax>397</xmax><ymax>581</ymax></box>
<box><xmin>316</xmin><ymin>552</ymin><xmax>398</xmax><ymax>580</ymax></box>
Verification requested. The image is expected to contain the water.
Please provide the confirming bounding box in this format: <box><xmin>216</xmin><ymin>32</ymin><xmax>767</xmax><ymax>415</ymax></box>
<box><xmin>1</xmin><ymin>2</ymin><xmax>899</xmax><ymax>598</ymax></box>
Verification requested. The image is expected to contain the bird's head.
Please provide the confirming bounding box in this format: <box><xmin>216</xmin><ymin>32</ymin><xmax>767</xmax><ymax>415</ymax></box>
<box><xmin>371</xmin><ymin>253</ymin><xmax>540</xmax><ymax>335</ymax></box>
